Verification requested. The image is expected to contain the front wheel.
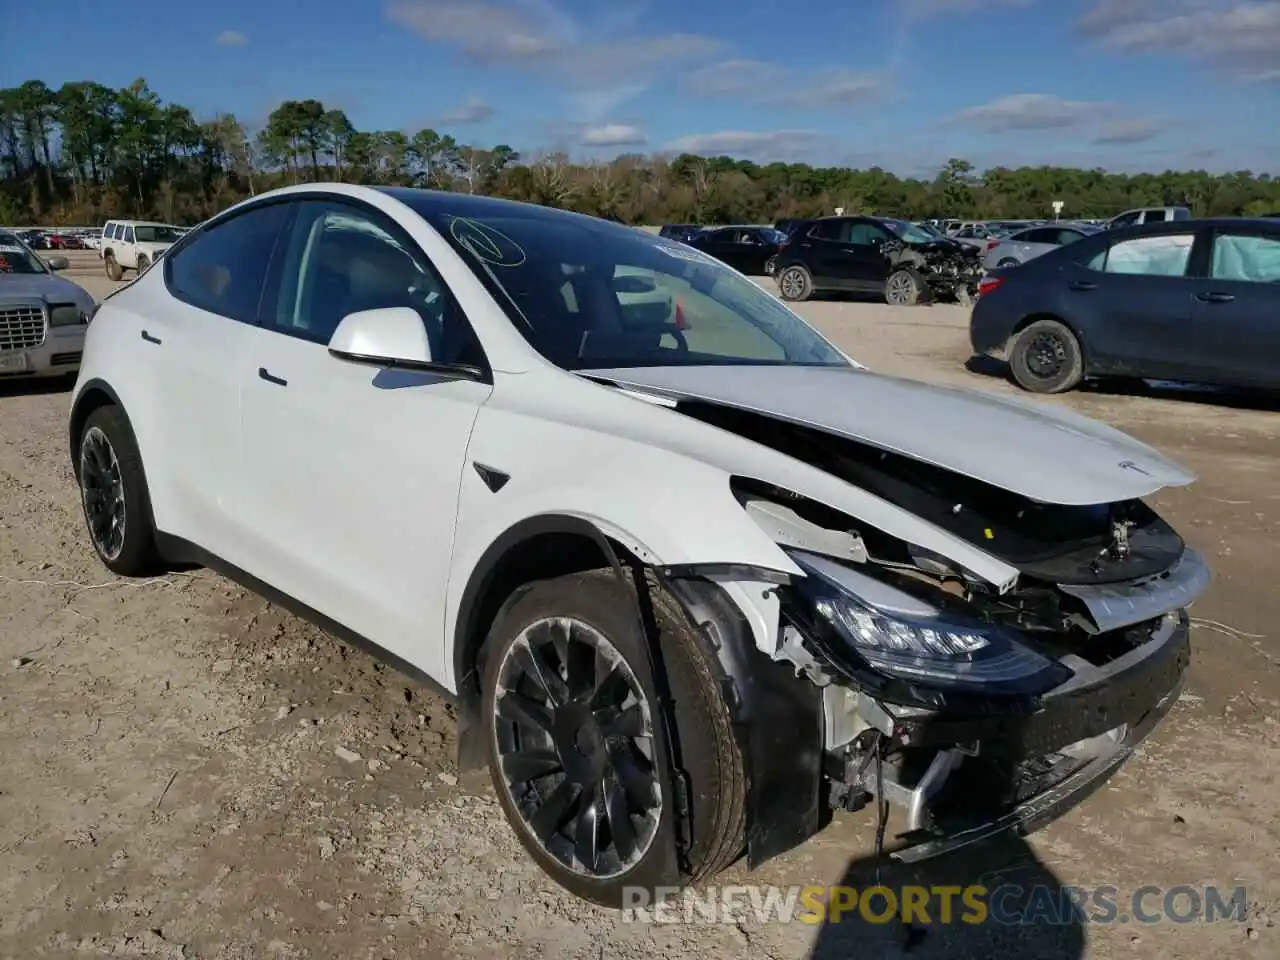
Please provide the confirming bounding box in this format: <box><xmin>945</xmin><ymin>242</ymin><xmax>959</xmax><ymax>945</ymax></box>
<box><xmin>104</xmin><ymin>253</ymin><xmax>123</xmax><ymax>281</ymax></box>
<box><xmin>1009</xmin><ymin>318</ymin><xmax>1084</xmax><ymax>393</ymax></box>
<box><xmin>76</xmin><ymin>405</ymin><xmax>159</xmax><ymax>575</ymax></box>
<box><xmin>480</xmin><ymin>570</ymin><xmax>746</xmax><ymax>907</ymax></box>
<box><xmin>885</xmin><ymin>268</ymin><xmax>923</xmax><ymax>306</ymax></box>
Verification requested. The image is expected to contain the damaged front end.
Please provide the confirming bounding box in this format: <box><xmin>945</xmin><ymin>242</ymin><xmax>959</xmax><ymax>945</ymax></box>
<box><xmin>884</xmin><ymin>237</ymin><xmax>986</xmax><ymax>304</ymax></box>
<box><xmin>692</xmin><ymin>404</ymin><xmax>1208</xmax><ymax>862</ymax></box>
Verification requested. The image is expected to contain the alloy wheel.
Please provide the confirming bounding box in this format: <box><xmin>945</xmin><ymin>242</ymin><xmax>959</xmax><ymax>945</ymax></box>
<box><xmin>79</xmin><ymin>426</ymin><xmax>127</xmax><ymax>562</ymax></box>
<box><xmin>886</xmin><ymin>272</ymin><xmax>914</xmax><ymax>305</ymax></box>
<box><xmin>779</xmin><ymin>268</ymin><xmax>805</xmax><ymax>298</ymax></box>
<box><xmin>492</xmin><ymin>617</ymin><xmax>661</xmax><ymax>879</ymax></box>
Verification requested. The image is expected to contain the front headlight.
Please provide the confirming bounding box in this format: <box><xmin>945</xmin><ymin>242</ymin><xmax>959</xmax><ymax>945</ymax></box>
<box><xmin>787</xmin><ymin>550</ymin><xmax>1069</xmax><ymax>697</ymax></box>
<box><xmin>49</xmin><ymin>303</ymin><xmax>88</xmax><ymax>327</ymax></box>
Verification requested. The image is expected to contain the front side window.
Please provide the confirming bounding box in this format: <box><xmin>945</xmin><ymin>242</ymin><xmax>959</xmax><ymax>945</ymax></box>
<box><xmin>271</xmin><ymin>200</ymin><xmax>483</xmax><ymax>366</ymax></box>
<box><xmin>1144</xmin><ymin>210</ymin><xmax>1168</xmax><ymax>224</ymax></box>
<box><xmin>1110</xmin><ymin>211</ymin><xmax>1141</xmax><ymax>230</ymax></box>
<box><xmin>407</xmin><ymin>199</ymin><xmax>850</xmax><ymax>371</ymax></box>
<box><xmin>1210</xmin><ymin>232</ymin><xmax>1280</xmax><ymax>284</ymax></box>
<box><xmin>1087</xmin><ymin>233</ymin><xmax>1195</xmax><ymax>277</ymax></box>
<box><xmin>848</xmin><ymin>222</ymin><xmax>890</xmax><ymax>246</ymax></box>
<box><xmin>166</xmin><ymin>202</ymin><xmax>291</xmax><ymax>322</ymax></box>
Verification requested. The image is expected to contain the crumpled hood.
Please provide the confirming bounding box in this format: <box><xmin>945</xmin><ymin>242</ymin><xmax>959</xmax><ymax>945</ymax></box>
<box><xmin>584</xmin><ymin>365</ymin><xmax>1195</xmax><ymax>505</ymax></box>
<box><xmin>0</xmin><ymin>273</ymin><xmax>95</xmax><ymax>307</ymax></box>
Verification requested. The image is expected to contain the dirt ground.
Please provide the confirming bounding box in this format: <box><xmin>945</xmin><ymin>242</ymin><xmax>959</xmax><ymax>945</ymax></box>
<box><xmin>1</xmin><ymin>252</ymin><xmax>1277</xmax><ymax>959</ymax></box>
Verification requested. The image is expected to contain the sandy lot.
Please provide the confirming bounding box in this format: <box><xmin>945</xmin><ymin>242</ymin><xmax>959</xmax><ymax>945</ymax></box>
<box><xmin>1</xmin><ymin>253</ymin><xmax>1277</xmax><ymax>958</ymax></box>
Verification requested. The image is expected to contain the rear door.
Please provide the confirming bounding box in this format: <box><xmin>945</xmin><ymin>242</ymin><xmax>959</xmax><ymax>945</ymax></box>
<box><xmin>1189</xmin><ymin>226</ymin><xmax>1280</xmax><ymax>388</ymax></box>
<box><xmin>1067</xmin><ymin>230</ymin><xmax>1201</xmax><ymax>378</ymax></box>
<box><xmin>791</xmin><ymin>219</ymin><xmax>857</xmax><ymax>289</ymax></box>
<box><xmin>691</xmin><ymin>228</ymin><xmax>744</xmax><ymax>270</ymax></box>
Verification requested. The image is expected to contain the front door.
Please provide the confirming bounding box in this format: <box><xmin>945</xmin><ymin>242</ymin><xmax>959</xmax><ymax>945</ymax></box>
<box><xmin>236</xmin><ymin>197</ymin><xmax>493</xmax><ymax>678</ymax></box>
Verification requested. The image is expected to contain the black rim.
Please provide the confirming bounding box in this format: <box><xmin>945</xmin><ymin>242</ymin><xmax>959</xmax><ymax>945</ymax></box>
<box><xmin>80</xmin><ymin>426</ymin><xmax>126</xmax><ymax>561</ymax></box>
<box><xmin>493</xmin><ymin>617</ymin><xmax>661</xmax><ymax>879</ymax></box>
<box><xmin>1026</xmin><ymin>331</ymin><xmax>1068</xmax><ymax>379</ymax></box>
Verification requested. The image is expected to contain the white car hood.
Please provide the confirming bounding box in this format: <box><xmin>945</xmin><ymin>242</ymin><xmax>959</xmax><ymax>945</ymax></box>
<box><xmin>583</xmin><ymin>365</ymin><xmax>1194</xmax><ymax>505</ymax></box>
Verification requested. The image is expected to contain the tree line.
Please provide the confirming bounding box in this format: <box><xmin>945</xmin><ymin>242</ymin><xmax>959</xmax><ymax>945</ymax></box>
<box><xmin>3</xmin><ymin>77</ymin><xmax>1279</xmax><ymax>228</ymax></box>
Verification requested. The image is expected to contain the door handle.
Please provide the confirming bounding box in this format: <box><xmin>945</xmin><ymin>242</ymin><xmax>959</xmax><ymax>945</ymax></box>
<box><xmin>258</xmin><ymin>367</ymin><xmax>288</xmax><ymax>386</ymax></box>
<box><xmin>1068</xmin><ymin>280</ymin><xmax>1097</xmax><ymax>291</ymax></box>
<box><xmin>140</xmin><ymin>330</ymin><xmax>161</xmax><ymax>344</ymax></box>
<box><xmin>1195</xmin><ymin>292</ymin><xmax>1235</xmax><ymax>303</ymax></box>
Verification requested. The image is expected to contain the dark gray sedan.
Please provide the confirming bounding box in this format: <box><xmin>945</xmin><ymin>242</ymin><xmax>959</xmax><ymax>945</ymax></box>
<box><xmin>982</xmin><ymin>223</ymin><xmax>1101</xmax><ymax>271</ymax></box>
<box><xmin>0</xmin><ymin>231</ymin><xmax>95</xmax><ymax>379</ymax></box>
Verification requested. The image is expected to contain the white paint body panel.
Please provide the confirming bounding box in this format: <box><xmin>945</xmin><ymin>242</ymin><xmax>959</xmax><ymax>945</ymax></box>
<box><xmin>69</xmin><ymin>183</ymin><xmax>1196</xmax><ymax>698</ymax></box>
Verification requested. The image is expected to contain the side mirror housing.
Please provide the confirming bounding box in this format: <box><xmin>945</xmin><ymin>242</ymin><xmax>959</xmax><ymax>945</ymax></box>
<box><xmin>47</xmin><ymin>255</ymin><xmax>70</xmax><ymax>271</ymax></box>
<box><xmin>328</xmin><ymin>307</ymin><xmax>436</xmax><ymax>371</ymax></box>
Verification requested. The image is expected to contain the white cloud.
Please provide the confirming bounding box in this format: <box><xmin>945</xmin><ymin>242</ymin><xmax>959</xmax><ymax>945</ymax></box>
<box><xmin>214</xmin><ymin>30</ymin><xmax>248</xmax><ymax>46</ymax></box>
<box><xmin>662</xmin><ymin>129</ymin><xmax>836</xmax><ymax>162</ymax></box>
<box><xmin>386</xmin><ymin>0</ymin><xmax>720</xmax><ymax>119</ymax></box>
<box><xmin>1093</xmin><ymin>118</ymin><xmax>1166</xmax><ymax>144</ymax></box>
<box><xmin>580</xmin><ymin>124</ymin><xmax>647</xmax><ymax>147</ymax></box>
<box><xmin>684</xmin><ymin>60</ymin><xmax>884</xmax><ymax>109</ymax></box>
<box><xmin>951</xmin><ymin>93</ymin><xmax>1110</xmax><ymax>132</ymax></box>
<box><xmin>440</xmin><ymin>96</ymin><xmax>494</xmax><ymax>125</ymax></box>
<box><xmin>1079</xmin><ymin>0</ymin><xmax>1280</xmax><ymax>81</ymax></box>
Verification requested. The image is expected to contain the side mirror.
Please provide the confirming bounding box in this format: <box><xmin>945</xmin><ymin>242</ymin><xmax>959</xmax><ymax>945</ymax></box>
<box><xmin>328</xmin><ymin>307</ymin><xmax>438</xmax><ymax>372</ymax></box>
<box><xmin>47</xmin><ymin>256</ymin><xmax>70</xmax><ymax>271</ymax></box>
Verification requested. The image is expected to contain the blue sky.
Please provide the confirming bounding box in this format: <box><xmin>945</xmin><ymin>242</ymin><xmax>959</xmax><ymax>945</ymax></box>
<box><xmin>3</xmin><ymin>0</ymin><xmax>1278</xmax><ymax>176</ymax></box>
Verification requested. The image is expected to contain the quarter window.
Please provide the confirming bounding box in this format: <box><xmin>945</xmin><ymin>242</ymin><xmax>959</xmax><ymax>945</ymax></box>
<box><xmin>1087</xmin><ymin>233</ymin><xmax>1194</xmax><ymax>277</ymax></box>
<box><xmin>1210</xmin><ymin>233</ymin><xmax>1280</xmax><ymax>284</ymax></box>
<box><xmin>271</xmin><ymin>200</ymin><xmax>484</xmax><ymax>366</ymax></box>
<box><xmin>165</xmin><ymin>202</ymin><xmax>292</xmax><ymax>322</ymax></box>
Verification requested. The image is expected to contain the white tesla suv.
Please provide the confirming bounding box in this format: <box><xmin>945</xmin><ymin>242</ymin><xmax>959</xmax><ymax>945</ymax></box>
<box><xmin>69</xmin><ymin>184</ymin><xmax>1208</xmax><ymax>907</ymax></box>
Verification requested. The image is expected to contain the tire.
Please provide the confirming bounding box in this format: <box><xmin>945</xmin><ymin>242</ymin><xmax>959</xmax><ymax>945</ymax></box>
<box><xmin>1009</xmin><ymin>318</ymin><xmax>1084</xmax><ymax>394</ymax></box>
<box><xmin>76</xmin><ymin>405</ymin><xmax>160</xmax><ymax>576</ymax></box>
<box><xmin>104</xmin><ymin>253</ymin><xmax>123</xmax><ymax>281</ymax></box>
<box><xmin>136</xmin><ymin>254</ymin><xmax>150</xmax><ymax>274</ymax></box>
<box><xmin>777</xmin><ymin>264</ymin><xmax>813</xmax><ymax>301</ymax></box>
<box><xmin>997</xmin><ymin>258</ymin><xmax>1019</xmax><ymax>269</ymax></box>
<box><xmin>480</xmin><ymin>570</ymin><xmax>746</xmax><ymax>908</ymax></box>
<box><xmin>885</xmin><ymin>268</ymin><xmax>922</xmax><ymax>306</ymax></box>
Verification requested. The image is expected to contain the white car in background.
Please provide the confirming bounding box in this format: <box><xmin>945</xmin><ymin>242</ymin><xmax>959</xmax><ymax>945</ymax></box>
<box><xmin>99</xmin><ymin>220</ymin><xmax>185</xmax><ymax>280</ymax></box>
<box><xmin>69</xmin><ymin>183</ymin><xmax>1206</xmax><ymax>907</ymax></box>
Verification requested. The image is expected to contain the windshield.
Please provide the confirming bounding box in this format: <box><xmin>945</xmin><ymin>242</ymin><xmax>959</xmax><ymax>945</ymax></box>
<box><xmin>0</xmin><ymin>234</ymin><xmax>47</xmax><ymax>274</ymax></box>
<box><xmin>883</xmin><ymin>219</ymin><xmax>939</xmax><ymax>244</ymax></box>
<box><xmin>408</xmin><ymin>199</ymin><xmax>850</xmax><ymax>371</ymax></box>
<box><xmin>134</xmin><ymin>225</ymin><xmax>183</xmax><ymax>243</ymax></box>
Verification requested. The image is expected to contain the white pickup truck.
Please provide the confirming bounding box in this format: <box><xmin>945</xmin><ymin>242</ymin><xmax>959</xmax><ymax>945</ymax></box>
<box><xmin>99</xmin><ymin>220</ymin><xmax>185</xmax><ymax>280</ymax></box>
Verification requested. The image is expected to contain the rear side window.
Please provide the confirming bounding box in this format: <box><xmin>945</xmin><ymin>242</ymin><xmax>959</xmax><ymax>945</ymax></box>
<box><xmin>1144</xmin><ymin>210</ymin><xmax>1168</xmax><ymax>224</ymax></box>
<box><xmin>1210</xmin><ymin>232</ymin><xmax>1280</xmax><ymax>284</ymax></box>
<box><xmin>810</xmin><ymin>220</ymin><xmax>845</xmax><ymax>241</ymax></box>
<box><xmin>166</xmin><ymin>202</ymin><xmax>292</xmax><ymax>322</ymax></box>
<box><xmin>1086</xmin><ymin>234</ymin><xmax>1195</xmax><ymax>277</ymax></box>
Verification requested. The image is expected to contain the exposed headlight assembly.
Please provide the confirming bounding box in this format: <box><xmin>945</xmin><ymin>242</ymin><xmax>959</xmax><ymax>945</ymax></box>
<box><xmin>49</xmin><ymin>303</ymin><xmax>88</xmax><ymax>326</ymax></box>
<box><xmin>787</xmin><ymin>550</ymin><xmax>1069</xmax><ymax>697</ymax></box>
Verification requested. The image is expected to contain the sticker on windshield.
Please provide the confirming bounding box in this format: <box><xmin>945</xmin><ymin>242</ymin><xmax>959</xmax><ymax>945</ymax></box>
<box><xmin>449</xmin><ymin>217</ymin><xmax>526</xmax><ymax>268</ymax></box>
<box><xmin>653</xmin><ymin>241</ymin><xmax>719</xmax><ymax>266</ymax></box>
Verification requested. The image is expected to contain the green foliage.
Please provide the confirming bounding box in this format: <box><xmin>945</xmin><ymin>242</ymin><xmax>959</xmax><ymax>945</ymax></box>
<box><xmin>2</xmin><ymin>78</ymin><xmax>1278</xmax><ymax>226</ymax></box>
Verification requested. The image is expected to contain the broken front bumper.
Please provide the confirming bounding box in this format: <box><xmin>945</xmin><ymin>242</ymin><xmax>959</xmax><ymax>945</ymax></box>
<box><xmin>826</xmin><ymin>609</ymin><xmax>1190</xmax><ymax>862</ymax></box>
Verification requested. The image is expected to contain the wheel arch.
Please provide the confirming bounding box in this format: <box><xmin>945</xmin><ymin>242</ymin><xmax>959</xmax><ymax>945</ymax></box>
<box><xmin>68</xmin><ymin>378</ymin><xmax>125</xmax><ymax>478</ymax></box>
<box><xmin>450</xmin><ymin>512</ymin><xmax>826</xmax><ymax>869</ymax></box>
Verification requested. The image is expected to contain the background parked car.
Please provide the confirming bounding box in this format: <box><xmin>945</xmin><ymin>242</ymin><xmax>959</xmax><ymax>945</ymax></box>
<box><xmin>946</xmin><ymin>221</ymin><xmax>1009</xmax><ymax>249</ymax></box>
<box><xmin>983</xmin><ymin>223</ymin><xmax>1101</xmax><ymax>270</ymax></box>
<box><xmin>0</xmin><ymin>230</ymin><xmax>94</xmax><ymax>379</ymax></box>
<box><xmin>99</xmin><ymin>219</ymin><xmax>184</xmax><ymax>279</ymax></box>
<box><xmin>970</xmin><ymin>217</ymin><xmax>1280</xmax><ymax>393</ymax></box>
<box><xmin>685</xmin><ymin>225</ymin><xmax>786</xmax><ymax>275</ymax></box>
<box><xmin>1105</xmin><ymin>206</ymin><xmax>1192</xmax><ymax>230</ymax></box>
<box><xmin>657</xmin><ymin>224</ymin><xmax>705</xmax><ymax>243</ymax></box>
<box><xmin>773</xmin><ymin>215</ymin><xmax>983</xmax><ymax>304</ymax></box>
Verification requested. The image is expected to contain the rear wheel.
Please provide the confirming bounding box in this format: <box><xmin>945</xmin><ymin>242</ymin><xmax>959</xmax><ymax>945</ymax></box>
<box><xmin>1009</xmin><ymin>318</ymin><xmax>1084</xmax><ymax>393</ymax></box>
<box><xmin>480</xmin><ymin>570</ymin><xmax>746</xmax><ymax>907</ymax></box>
<box><xmin>777</xmin><ymin>265</ymin><xmax>813</xmax><ymax>301</ymax></box>
<box><xmin>76</xmin><ymin>405</ymin><xmax>159</xmax><ymax>575</ymax></box>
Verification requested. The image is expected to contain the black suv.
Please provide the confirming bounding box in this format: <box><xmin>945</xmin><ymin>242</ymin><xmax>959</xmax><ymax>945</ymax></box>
<box><xmin>772</xmin><ymin>216</ymin><xmax>984</xmax><ymax>305</ymax></box>
<box><xmin>658</xmin><ymin>224</ymin><xmax>705</xmax><ymax>243</ymax></box>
